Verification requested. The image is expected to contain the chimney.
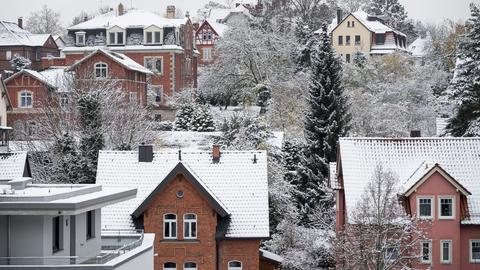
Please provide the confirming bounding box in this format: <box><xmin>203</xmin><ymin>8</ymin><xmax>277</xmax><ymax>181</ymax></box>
<box><xmin>410</xmin><ymin>130</ymin><xmax>421</xmax><ymax>138</ymax></box>
<box><xmin>236</xmin><ymin>3</ymin><xmax>241</xmax><ymax>7</ymax></box>
<box><xmin>337</xmin><ymin>9</ymin><xmax>343</xmax><ymax>25</ymax></box>
<box><xmin>166</xmin><ymin>5</ymin><xmax>176</xmax><ymax>19</ymax></box>
<box><xmin>118</xmin><ymin>3</ymin><xmax>125</xmax><ymax>16</ymax></box>
<box><xmin>212</xmin><ymin>145</ymin><xmax>221</xmax><ymax>164</ymax></box>
<box><xmin>138</xmin><ymin>144</ymin><xmax>153</xmax><ymax>162</ymax></box>
<box><xmin>17</xmin><ymin>17</ymin><xmax>23</xmax><ymax>29</ymax></box>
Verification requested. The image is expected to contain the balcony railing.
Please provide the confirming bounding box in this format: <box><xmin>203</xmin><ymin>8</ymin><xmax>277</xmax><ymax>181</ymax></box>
<box><xmin>0</xmin><ymin>230</ymin><xmax>144</xmax><ymax>266</ymax></box>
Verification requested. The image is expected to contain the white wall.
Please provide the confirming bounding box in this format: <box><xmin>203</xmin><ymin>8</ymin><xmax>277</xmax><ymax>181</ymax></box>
<box><xmin>9</xmin><ymin>216</ymin><xmax>45</xmax><ymax>257</ymax></box>
<box><xmin>73</xmin><ymin>209</ymin><xmax>101</xmax><ymax>262</ymax></box>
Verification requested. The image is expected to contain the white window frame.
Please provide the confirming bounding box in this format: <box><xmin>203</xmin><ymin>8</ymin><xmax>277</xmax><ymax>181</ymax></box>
<box><xmin>163</xmin><ymin>213</ymin><xmax>177</xmax><ymax>239</ymax></box>
<box><xmin>144</xmin><ymin>57</ymin><xmax>163</xmax><ymax>74</ymax></box>
<box><xmin>107</xmin><ymin>26</ymin><xmax>126</xmax><ymax>45</ymax></box>
<box><xmin>144</xmin><ymin>25</ymin><xmax>163</xmax><ymax>45</ymax></box>
<box><xmin>6</xmin><ymin>51</ymin><xmax>12</xmax><ymax>60</ymax></box>
<box><xmin>438</xmin><ymin>196</ymin><xmax>455</xmax><ymax>219</ymax></box>
<box><xmin>440</xmin><ymin>240</ymin><xmax>452</xmax><ymax>264</ymax></box>
<box><xmin>420</xmin><ymin>240</ymin><xmax>432</xmax><ymax>264</ymax></box>
<box><xmin>417</xmin><ymin>196</ymin><xmax>434</xmax><ymax>219</ymax></box>
<box><xmin>203</xmin><ymin>48</ymin><xmax>212</xmax><ymax>61</ymax></box>
<box><xmin>184</xmin><ymin>213</ymin><xmax>197</xmax><ymax>239</ymax></box>
<box><xmin>75</xmin><ymin>32</ymin><xmax>86</xmax><ymax>46</ymax></box>
<box><xmin>228</xmin><ymin>261</ymin><xmax>242</xmax><ymax>270</ymax></box>
<box><xmin>94</xmin><ymin>62</ymin><xmax>108</xmax><ymax>79</ymax></box>
<box><xmin>471</xmin><ymin>240</ymin><xmax>480</xmax><ymax>263</ymax></box>
<box><xmin>18</xmin><ymin>91</ymin><xmax>33</xmax><ymax>108</ymax></box>
<box><xmin>184</xmin><ymin>262</ymin><xmax>197</xmax><ymax>270</ymax></box>
<box><xmin>163</xmin><ymin>262</ymin><xmax>176</xmax><ymax>270</ymax></box>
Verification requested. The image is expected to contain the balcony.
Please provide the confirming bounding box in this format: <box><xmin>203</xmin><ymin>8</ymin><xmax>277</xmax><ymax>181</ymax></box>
<box><xmin>0</xmin><ymin>230</ymin><xmax>154</xmax><ymax>269</ymax></box>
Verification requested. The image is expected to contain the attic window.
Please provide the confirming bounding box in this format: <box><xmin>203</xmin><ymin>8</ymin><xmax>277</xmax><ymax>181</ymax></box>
<box><xmin>75</xmin><ymin>32</ymin><xmax>86</xmax><ymax>46</ymax></box>
<box><xmin>108</xmin><ymin>31</ymin><xmax>125</xmax><ymax>45</ymax></box>
<box><xmin>144</xmin><ymin>30</ymin><xmax>163</xmax><ymax>45</ymax></box>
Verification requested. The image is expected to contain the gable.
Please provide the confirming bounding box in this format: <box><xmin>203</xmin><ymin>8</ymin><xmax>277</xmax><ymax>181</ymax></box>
<box><xmin>332</xmin><ymin>14</ymin><xmax>370</xmax><ymax>35</ymax></box>
<box><xmin>196</xmin><ymin>21</ymin><xmax>219</xmax><ymax>37</ymax></box>
<box><xmin>132</xmin><ymin>162</ymin><xmax>229</xmax><ymax>218</ymax></box>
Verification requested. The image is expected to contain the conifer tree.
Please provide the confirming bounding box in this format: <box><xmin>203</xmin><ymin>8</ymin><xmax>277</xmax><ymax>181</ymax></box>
<box><xmin>52</xmin><ymin>132</ymin><xmax>82</xmax><ymax>183</ymax></box>
<box><xmin>294</xmin><ymin>18</ymin><xmax>314</xmax><ymax>71</ymax></box>
<box><xmin>77</xmin><ymin>91</ymin><xmax>104</xmax><ymax>183</ymax></box>
<box><xmin>174</xmin><ymin>103</ymin><xmax>195</xmax><ymax>131</ymax></box>
<box><xmin>447</xmin><ymin>3</ymin><xmax>480</xmax><ymax>136</ymax></box>
<box><xmin>10</xmin><ymin>55</ymin><xmax>32</xmax><ymax>71</ymax></box>
<box><xmin>296</xmin><ymin>24</ymin><xmax>350</xmax><ymax>223</ymax></box>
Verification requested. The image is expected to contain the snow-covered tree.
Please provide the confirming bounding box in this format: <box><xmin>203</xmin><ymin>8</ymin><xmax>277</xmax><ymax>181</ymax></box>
<box><xmin>10</xmin><ymin>55</ymin><xmax>32</xmax><ymax>71</ymax></box>
<box><xmin>296</xmin><ymin>24</ymin><xmax>349</xmax><ymax>223</ymax></box>
<box><xmin>344</xmin><ymin>53</ymin><xmax>449</xmax><ymax>137</ymax></box>
<box><xmin>218</xmin><ymin>113</ymin><xmax>272</xmax><ymax>150</ymax></box>
<box><xmin>174</xmin><ymin>103</ymin><xmax>196</xmax><ymax>131</ymax></box>
<box><xmin>446</xmin><ymin>4</ymin><xmax>480</xmax><ymax>137</ymax></box>
<box><xmin>365</xmin><ymin>0</ymin><xmax>417</xmax><ymax>43</ymax></box>
<box><xmin>352</xmin><ymin>50</ymin><xmax>367</xmax><ymax>68</ymax></box>
<box><xmin>426</xmin><ymin>20</ymin><xmax>465</xmax><ymax>72</ymax></box>
<box><xmin>25</xmin><ymin>5</ymin><xmax>64</xmax><ymax>35</ymax></box>
<box><xmin>335</xmin><ymin>164</ymin><xmax>428</xmax><ymax>270</ymax></box>
<box><xmin>174</xmin><ymin>103</ymin><xmax>216</xmax><ymax>132</ymax></box>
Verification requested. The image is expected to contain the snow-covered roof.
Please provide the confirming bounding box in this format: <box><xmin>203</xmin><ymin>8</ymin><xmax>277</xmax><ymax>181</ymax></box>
<box><xmin>4</xmin><ymin>67</ymin><xmax>71</xmax><ymax>92</ymax></box>
<box><xmin>408</xmin><ymin>34</ymin><xmax>431</xmax><ymax>57</ymax></box>
<box><xmin>329</xmin><ymin>11</ymin><xmax>405</xmax><ymax>37</ymax></box>
<box><xmin>62</xmin><ymin>45</ymin><xmax>184</xmax><ymax>53</ymax></box>
<box><xmin>0</xmin><ymin>21</ymin><xmax>52</xmax><ymax>47</ymax></box>
<box><xmin>96</xmin><ymin>150</ymin><xmax>270</xmax><ymax>238</ymax></box>
<box><xmin>336</xmin><ymin>137</ymin><xmax>480</xmax><ymax>224</ymax></box>
<box><xmin>68</xmin><ymin>10</ymin><xmax>188</xmax><ymax>31</ymax></box>
<box><xmin>259</xmin><ymin>249</ymin><xmax>284</xmax><ymax>263</ymax></box>
<box><xmin>67</xmin><ymin>48</ymin><xmax>153</xmax><ymax>75</ymax></box>
<box><xmin>0</xmin><ymin>151</ymin><xmax>28</xmax><ymax>181</ymax></box>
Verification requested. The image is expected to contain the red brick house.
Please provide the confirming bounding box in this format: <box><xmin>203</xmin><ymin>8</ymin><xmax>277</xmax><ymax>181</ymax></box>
<box><xmin>96</xmin><ymin>146</ymin><xmax>273</xmax><ymax>270</ymax></box>
<box><xmin>5</xmin><ymin>49</ymin><xmax>152</xmax><ymax>137</ymax></box>
<box><xmin>0</xmin><ymin>20</ymin><xmax>60</xmax><ymax>75</ymax></box>
<box><xmin>63</xmin><ymin>6</ymin><xmax>199</xmax><ymax>121</ymax></box>
<box><xmin>0</xmin><ymin>75</ymin><xmax>11</xmax><ymax>127</ymax></box>
<box><xmin>331</xmin><ymin>137</ymin><xmax>480</xmax><ymax>269</ymax></box>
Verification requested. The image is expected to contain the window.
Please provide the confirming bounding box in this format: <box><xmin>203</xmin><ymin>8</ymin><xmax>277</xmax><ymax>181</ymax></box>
<box><xmin>154</xmin><ymin>114</ymin><xmax>162</xmax><ymax>122</ymax></box>
<box><xmin>184</xmin><ymin>262</ymin><xmax>197</xmax><ymax>270</ymax></box>
<box><xmin>355</xmin><ymin>35</ymin><xmax>361</xmax><ymax>45</ymax></box>
<box><xmin>145</xmin><ymin>29</ymin><xmax>162</xmax><ymax>45</ymax></box>
<box><xmin>228</xmin><ymin>261</ymin><xmax>242</xmax><ymax>270</ymax></box>
<box><xmin>345</xmin><ymin>54</ymin><xmax>350</xmax><ymax>63</ymax></box>
<box><xmin>184</xmin><ymin>214</ymin><xmax>197</xmax><ymax>239</ymax></box>
<box><xmin>347</xmin><ymin>21</ymin><xmax>350</xmax><ymax>27</ymax></box>
<box><xmin>109</xmin><ymin>32</ymin><xmax>115</xmax><ymax>44</ymax></box>
<box><xmin>164</xmin><ymin>262</ymin><xmax>176</xmax><ymax>270</ymax></box>
<box><xmin>146</xmin><ymin>32</ymin><xmax>153</xmax><ymax>43</ymax></box>
<box><xmin>95</xmin><ymin>62</ymin><xmax>108</xmax><ymax>78</ymax></box>
<box><xmin>19</xmin><ymin>91</ymin><xmax>33</xmax><ymax>108</ymax></box>
<box><xmin>108</xmin><ymin>30</ymin><xmax>125</xmax><ymax>45</ymax></box>
<box><xmin>352</xmin><ymin>21</ymin><xmax>355</xmax><ymax>27</ymax></box>
<box><xmin>439</xmin><ymin>197</ymin><xmax>454</xmax><ymax>219</ymax></box>
<box><xmin>6</xmin><ymin>51</ymin><xmax>12</xmax><ymax>60</ymax></box>
<box><xmin>203</xmin><ymin>48</ymin><xmax>212</xmax><ymax>61</ymax></box>
<box><xmin>27</xmin><ymin>121</ymin><xmax>37</xmax><ymax>136</ymax></box>
<box><xmin>154</xmin><ymin>86</ymin><xmax>163</xmax><ymax>103</ymax></box>
<box><xmin>59</xmin><ymin>94</ymin><xmax>69</xmax><ymax>109</ymax></box>
<box><xmin>421</xmin><ymin>241</ymin><xmax>432</xmax><ymax>264</ymax></box>
<box><xmin>471</xmin><ymin>240</ymin><xmax>480</xmax><ymax>263</ymax></box>
<box><xmin>144</xmin><ymin>57</ymin><xmax>163</xmax><ymax>74</ymax></box>
<box><xmin>75</xmin><ymin>32</ymin><xmax>86</xmax><ymax>46</ymax></box>
<box><xmin>338</xmin><ymin>35</ymin><xmax>343</xmax><ymax>45</ymax></box>
<box><xmin>154</xmin><ymin>32</ymin><xmax>161</xmax><ymax>43</ymax></box>
<box><xmin>36</xmin><ymin>51</ymin><xmax>41</xmax><ymax>61</ymax></box>
<box><xmin>86</xmin><ymin>210</ymin><xmax>95</xmax><ymax>239</ymax></box>
<box><xmin>346</xmin><ymin>35</ymin><xmax>351</xmax><ymax>45</ymax></box>
<box><xmin>375</xmin><ymin>33</ymin><xmax>386</xmax><ymax>45</ymax></box>
<box><xmin>418</xmin><ymin>197</ymin><xmax>433</xmax><ymax>219</ymax></box>
<box><xmin>440</xmin><ymin>240</ymin><xmax>452</xmax><ymax>264</ymax></box>
<box><xmin>129</xmin><ymin>92</ymin><xmax>138</xmax><ymax>104</ymax></box>
<box><xmin>207</xmin><ymin>32</ymin><xmax>212</xmax><ymax>41</ymax></box>
<box><xmin>52</xmin><ymin>216</ymin><xmax>62</xmax><ymax>252</ymax></box>
<box><xmin>117</xmin><ymin>32</ymin><xmax>124</xmax><ymax>44</ymax></box>
<box><xmin>164</xmin><ymin>214</ymin><xmax>177</xmax><ymax>239</ymax></box>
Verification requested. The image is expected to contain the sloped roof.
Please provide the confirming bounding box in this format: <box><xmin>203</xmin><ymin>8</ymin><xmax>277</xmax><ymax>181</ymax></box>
<box><xmin>330</xmin><ymin>11</ymin><xmax>405</xmax><ymax>37</ymax></box>
<box><xmin>96</xmin><ymin>150</ymin><xmax>269</xmax><ymax>238</ymax></box>
<box><xmin>336</xmin><ymin>137</ymin><xmax>480</xmax><ymax>224</ymax></box>
<box><xmin>408</xmin><ymin>34</ymin><xmax>431</xmax><ymax>57</ymax></box>
<box><xmin>0</xmin><ymin>75</ymin><xmax>12</xmax><ymax>109</ymax></box>
<box><xmin>68</xmin><ymin>10</ymin><xmax>188</xmax><ymax>31</ymax></box>
<box><xmin>0</xmin><ymin>151</ymin><xmax>28</xmax><ymax>181</ymax></box>
<box><xmin>67</xmin><ymin>48</ymin><xmax>153</xmax><ymax>75</ymax></box>
<box><xmin>0</xmin><ymin>21</ymin><xmax>52</xmax><ymax>47</ymax></box>
<box><xmin>4</xmin><ymin>68</ymin><xmax>71</xmax><ymax>91</ymax></box>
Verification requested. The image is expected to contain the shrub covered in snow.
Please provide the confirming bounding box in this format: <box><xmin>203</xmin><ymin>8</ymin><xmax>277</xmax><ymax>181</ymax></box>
<box><xmin>174</xmin><ymin>103</ymin><xmax>216</xmax><ymax>132</ymax></box>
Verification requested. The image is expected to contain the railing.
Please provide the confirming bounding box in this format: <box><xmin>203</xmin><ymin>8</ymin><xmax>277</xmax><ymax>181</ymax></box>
<box><xmin>0</xmin><ymin>230</ymin><xmax>144</xmax><ymax>266</ymax></box>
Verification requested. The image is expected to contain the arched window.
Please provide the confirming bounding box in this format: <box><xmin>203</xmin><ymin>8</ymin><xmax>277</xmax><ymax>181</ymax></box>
<box><xmin>19</xmin><ymin>91</ymin><xmax>33</xmax><ymax>108</ymax></box>
<box><xmin>228</xmin><ymin>261</ymin><xmax>242</xmax><ymax>270</ymax></box>
<box><xmin>184</xmin><ymin>214</ymin><xmax>197</xmax><ymax>239</ymax></box>
<box><xmin>94</xmin><ymin>62</ymin><xmax>108</xmax><ymax>78</ymax></box>
<box><xmin>164</xmin><ymin>214</ymin><xmax>177</xmax><ymax>239</ymax></box>
<box><xmin>163</xmin><ymin>262</ymin><xmax>176</xmax><ymax>270</ymax></box>
<box><xmin>184</xmin><ymin>262</ymin><xmax>197</xmax><ymax>270</ymax></box>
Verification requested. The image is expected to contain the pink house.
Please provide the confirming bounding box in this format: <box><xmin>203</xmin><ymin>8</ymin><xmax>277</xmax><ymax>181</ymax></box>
<box><xmin>331</xmin><ymin>137</ymin><xmax>480</xmax><ymax>269</ymax></box>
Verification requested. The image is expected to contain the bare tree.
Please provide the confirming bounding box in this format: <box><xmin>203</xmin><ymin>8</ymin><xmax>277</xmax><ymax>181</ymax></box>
<box><xmin>25</xmin><ymin>5</ymin><xmax>64</xmax><ymax>35</ymax></box>
<box><xmin>335</xmin><ymin>164</ymin><xmax>429</xmax><ymax>270</ymax></box>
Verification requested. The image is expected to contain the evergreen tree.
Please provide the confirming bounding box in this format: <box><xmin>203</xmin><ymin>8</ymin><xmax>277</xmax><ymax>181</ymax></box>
<box><xmin>174</xmin><ymin>103</ymin><xmax>215</xmax><ymax>132</ymax></box>
<box><xmin>296</xmin><ymin>24</ymin><xmax>350</xmax><ymax>224</ymax></box>
<box><xmin>52</xmin><ymin>132</ymin><xmax>82</xmax><ymax>183</ymax></box>
<box><xmin>352</xmin><ymin>50</ymin><xmax>368</xmax><ymax>68</ymax></box>
<box><xmin>366</xmin><ymin>0</ymin><xmax>417</xmax><ymax>43</ymax></box>
<box><xmin>294</xmin><ymin>18</ymin><xmax>314</xmax><ymax>71</ymax></box>
<box><xmin>447</xmin><ymin>3</ymin><xmax>480</xmax><ymax>136</ymax></box>
<box><xmin>77</xmin><ymin>91</ymin><xmax>104</xmax><ymax>183</ymax></box>
<box><xmin>174</xmin><ymin>103</ymin><xmax>196</xmax><ymax>131</ymax></box>
<box><xmin>10</xmin><ymin>55</ymin><xmax>32</xmax><ymax>71</ymax></box>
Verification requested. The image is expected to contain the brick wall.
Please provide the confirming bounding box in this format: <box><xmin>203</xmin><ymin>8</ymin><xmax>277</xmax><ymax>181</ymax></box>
<box><xmin>219</xmin><ymin>239</ymin><xmax>261</xmax><ymax>270</ymax></box>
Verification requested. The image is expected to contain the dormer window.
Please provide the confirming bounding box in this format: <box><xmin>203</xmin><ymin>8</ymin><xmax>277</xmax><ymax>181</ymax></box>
<box><xmin>144</xmin><ymin>25</ymin><xmax>163</xmax><ymax>45</ymax></box>
<box><xmin>76</xmin><ymin>31</ymin><xmax>86</xmax><ymax>46</ymax></box>
<box><xmin>107</xmin><ymin>26</ymin><xmax>126</xmax><ymax>45</ymax></box>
